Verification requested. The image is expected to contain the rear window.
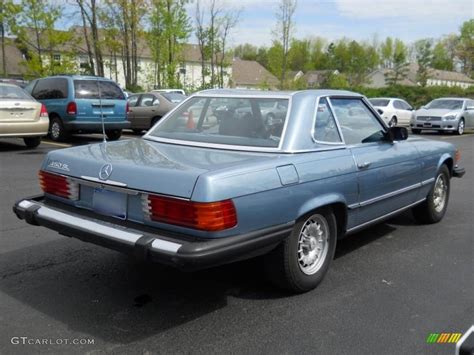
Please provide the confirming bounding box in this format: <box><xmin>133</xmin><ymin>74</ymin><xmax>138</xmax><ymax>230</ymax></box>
<box><xmin>148</xmin><ymin>96</ymin><xmax>289</xmax><ymax>148</ymax></box>
<box><xmin>0</xmin><ymin>85</ymin><xmax>33</xmax><ymax>100</ymax></box>
<box><xmin>162</xmin><ymin>92</ymin><xmax>186</xmax><ymax>103</ymax></box>
<box><xmin>74</xmin><ymin>80</ymin><xmax>125</xmax><ymax>100</ymax></box>
<box><xmin>369</xmin><ymin>99</ymin><xmax>389</xmax><ymax>107</ymax></box>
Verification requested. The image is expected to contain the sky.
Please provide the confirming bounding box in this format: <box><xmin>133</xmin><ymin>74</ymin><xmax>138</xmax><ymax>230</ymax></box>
<box><xmin>220</xmin><ymin>0</ymin><xmax>473</xmax><ymax>46</ymax></box>
<box><xmin>57</xmin><ymin>0</ymin><xmax>473</xmax><ymax>47</ymax></box>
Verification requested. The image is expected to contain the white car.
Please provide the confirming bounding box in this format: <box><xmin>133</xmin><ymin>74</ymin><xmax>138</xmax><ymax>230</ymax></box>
<box><xmin>369</xmin><ymin>97</ymin><xmax>414</xmax><ymax>127</ymax></box>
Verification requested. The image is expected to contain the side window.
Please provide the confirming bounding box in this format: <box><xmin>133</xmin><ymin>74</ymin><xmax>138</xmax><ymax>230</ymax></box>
<box><xmin>139</xmin><ymin>94</ymin><xmax>155</xmax><ymax>107</ymax></box>
<box><xmin>313</xmin><ymin>98</ymin><xmax>342</xmax><ymax>143</ymax></box>
<box><xmin>127</xmin><ymin>95</ymin><xmax>139</xmax><ymax>107</ymax></box>
<box><xmin>330</xmin><ymin>98</ymin><xmax>385</xmax><ymax>145</ymax></box>
<box><xmin>32</xmin><ymin>78</ymin><xmax>68</xmax><ymax>100</ymax></box>
<box><xmin>467</xmin><ymin>100</ymin><xmax>474</xmax><ymax>109</ymax></box>
<box><xmin>402</xmin><ymin>101</ymin><xmax>412</xmax><ymax>110</ymax></box>
<box><xmin>393</xmin><ymin>100</ymin><xmax>404</xmax><ymax>109</ymax></box>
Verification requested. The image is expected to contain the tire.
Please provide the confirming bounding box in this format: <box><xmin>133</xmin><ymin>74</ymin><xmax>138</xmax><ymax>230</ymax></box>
<box><xmin>412</xmin><ymin>129</ymin><xmax>421</xmax><ymax>134</ymax></box>
<box><xmin>456</xmin><ymin>118</ymin><xmax>464</xmax><ymax>135</ymax></box>
<box><xmin>412</xmin><ymin>165</ymin><xmax>450</xmax><ymax>224</ymax></box>
<box><xmin>264</xmin><ymin>208</ymin><xmax>337</xmax><ymax>293</ymax></box>
<box><xmin>106</xmin><ymin>129</ymin><xmax>122</xmax><ymax>141</ymax></box>
<box><xmin>49</xmin><ymin>116</ymin><xmax>68</xmax><ymax>141</ymax></box>
<box><xmin>23</xmin><ymin>136</ymin><xmax>41</xmax><ymax>148</ymax></box>
<box><xmin>150</xmin><ymin>116</ymin><xmax>161</xmax><ymax>129</ymax></box>
<box><xmin>389</xmin><ymin>116</ymin><xmax>397</xmax><ymax>127</ymax></box>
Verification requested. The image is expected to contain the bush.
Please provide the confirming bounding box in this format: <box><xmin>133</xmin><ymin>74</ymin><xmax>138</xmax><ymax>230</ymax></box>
<box><xmin>355</xmin><ymin>85</ymin><xmax>474</xmax><ymax>108</ymax></box>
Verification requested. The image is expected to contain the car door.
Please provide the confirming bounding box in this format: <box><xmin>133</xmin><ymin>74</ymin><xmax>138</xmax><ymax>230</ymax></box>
<box><xmin>133</xmin><ymin>94</ymin><xmax>156</xmax><ymax>129</ymax></box>
<box><xmin>465</xmin><ymin>99</ymin><xmax>474</xmax><ymax>128</ymax></box>
<box><xmin>392</xmin><ymin>100</ymin><xmax>409</xmax><ymax>125</ymax></box>
<box><xmin>330</xmin><ymin>97</ymin><xmax>422</xmax><ymax>227</ymax></box>
<box><xmin>127</xmin><ymin>94</ymin><xmax>140</xmax><ymax>128</ymax></box>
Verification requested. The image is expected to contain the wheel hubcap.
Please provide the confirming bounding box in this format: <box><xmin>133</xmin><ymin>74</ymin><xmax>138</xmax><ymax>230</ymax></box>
<box><xmin>51</xmin><ymin>122</ymin><xmax>60</xmax><ymax>138</ymax></box>
<box><xmin>458</xmin><ymin>121</ymin><xmax>464</xmax><ymax>134</ymax></box>
<box><xmin>433</xmin><ymin>175</ymin><xmax>447</xmax><ymax>213</ymax></box>
<box><xmin>297</xmin><ymin>214</ymin><xmax>329</xmax><ymax>275</ymax></box>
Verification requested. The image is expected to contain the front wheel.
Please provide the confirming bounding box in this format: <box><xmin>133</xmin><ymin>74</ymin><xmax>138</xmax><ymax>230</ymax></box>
<box><xmin>412</xmin><ymin>165</ymin><xmax>450</xmax><ymax>224</ymax></box>
<box><xmin>264</xmin><ymin>208</ymin><xmax>337</xmax><ymax>293</ymax></box>
<box><xmin>456</xmin><ymin>119</ymin><xmax>464</xmax><ymax>135</ymax></box>
<box><xmin>106</xmin><ymin>129</ymin><xmax>122</xmax><ymax>141</ymax></box>
<box><xmin>23</xmin><ymin>136</ymin><xmax>41</xmax><ymax>148</ymax></box>
<box><xmin>49</xmin><ymin>117</ymin><xmax>68</xmax><ymax>141</ymax></box>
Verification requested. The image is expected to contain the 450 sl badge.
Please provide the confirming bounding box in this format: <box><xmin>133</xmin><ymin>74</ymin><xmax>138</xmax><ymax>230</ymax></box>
<box><xmin>47</xmin><ymin>160</ymin><xmax>70</xmax><ymax>172</ymax></box>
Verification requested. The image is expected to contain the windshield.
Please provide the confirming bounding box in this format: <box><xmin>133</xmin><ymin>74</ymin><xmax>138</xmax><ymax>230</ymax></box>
<box><xmin>369</xmin><ymin>99</ymin><xmax>389</xmax><ymax>107</ymax></box>
<box><xmin>0</xmin><ymin>85</ymin><xmax>33</xmax><ymax>100</ymax></box>
<box><xmin>162</xmin><ymin>92</ymin><xmax>186</xmax><ymax>103</ymax></box>
<box><xmin>148</xmin><ymin>96</ymin><xmax>289</xmax><ymax>148</ymax></box>
<box><xmin>74</xmin><ymin>80</ymin><xmax>125</xmax><ymax>100</ymax></box>
<box><xmin>426</xmin><ymin>99</ymin><xmax>464</xmax><ymax>110</ymax></box>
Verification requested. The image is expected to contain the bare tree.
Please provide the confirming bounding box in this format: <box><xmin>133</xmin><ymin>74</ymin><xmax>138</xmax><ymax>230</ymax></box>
<box><xmin>274</xmin><ymin>0</ymin><xmax>297</xmax><ymax>88</ymax></box>
<box><xmin>195</xmin><ymin>0</ymin><xmax>207</xmax><ymax>88</ymax></box>
<box><xmin>217</xmin><ymin>11</ymin><xmax>240</xmax><ymax>87</ymax></box>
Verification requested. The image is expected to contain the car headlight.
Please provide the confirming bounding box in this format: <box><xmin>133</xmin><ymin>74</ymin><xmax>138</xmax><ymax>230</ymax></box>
<box><xmin>443</xmin><ymin>114</ymin><xmax>457</xmax><ymax>121</ymax></box>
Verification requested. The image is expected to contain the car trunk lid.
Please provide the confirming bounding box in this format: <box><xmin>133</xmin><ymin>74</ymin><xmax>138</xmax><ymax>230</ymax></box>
<box><xmin>0</xmin><ymin>100</ymin><xmax>40</xmax><ymax>122</ymax></box>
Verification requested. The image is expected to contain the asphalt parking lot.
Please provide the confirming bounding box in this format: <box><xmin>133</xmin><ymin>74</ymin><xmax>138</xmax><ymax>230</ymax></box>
<box><xmin>0</xmin><ymin>131</ymin><xmax>472</xmax><ymax>354</ymax></box>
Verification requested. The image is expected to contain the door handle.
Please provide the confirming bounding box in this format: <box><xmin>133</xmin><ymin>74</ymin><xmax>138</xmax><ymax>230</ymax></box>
<box><xmin>357</xmin><ymin>161</ymin><xmax>371</xmax><ymax>169</ymax></box>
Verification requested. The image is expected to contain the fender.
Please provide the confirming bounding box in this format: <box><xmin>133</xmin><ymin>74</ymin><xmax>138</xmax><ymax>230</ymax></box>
<box><xmin>437</xmin><ymin>152</ymin><xmax>453</xmax><ymax>174</ymax></box>
<box><xmin>297</xmin><ymin>192</ymin><xmax>348</xmax><ymax>219</ymax></box>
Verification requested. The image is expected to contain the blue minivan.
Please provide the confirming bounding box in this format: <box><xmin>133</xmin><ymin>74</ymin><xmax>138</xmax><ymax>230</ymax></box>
<box><xmin>25</xmin><ymin>75</ymin><xmax>130</xmax><ymax>141</ymax></box>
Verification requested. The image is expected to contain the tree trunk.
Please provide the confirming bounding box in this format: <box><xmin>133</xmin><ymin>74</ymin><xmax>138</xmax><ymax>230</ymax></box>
<box><xmin>77</xmin><ymin>1</ymin><xmax>95</xmax><ymax>74</ymax></box>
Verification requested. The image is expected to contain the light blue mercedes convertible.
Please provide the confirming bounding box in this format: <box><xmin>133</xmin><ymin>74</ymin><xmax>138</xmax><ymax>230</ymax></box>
<box><xmin>13</xmin><ymin>89</ymin><xmax>465</xmax><ymax>292</ymax></box>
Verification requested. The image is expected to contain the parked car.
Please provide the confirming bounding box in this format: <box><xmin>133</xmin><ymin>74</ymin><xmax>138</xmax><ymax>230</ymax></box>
<box><xmin>369</xmin><ymin>97</ymin><xmax>414</xmax><ymax>127</ymax></box>
<box><xmin>411</xmin><ymin>98</ymin><xmax>474</xmax><ymax>135</ymax></box>
<box><xmin>0</xmin><ymin>83</ymin><xmax>49</xmax><ymax>148</ymax></box>
<box><xmin>25</xmin><ymin>75</ymin><xmax>130</xmax><ymax>141</ymax></box>
<box><xmin>0</xmin><ymin>78</ymin><xmax>29</xmax><ymax>88</ymax></box>
<box><xmin>152</xmin><ymin>88</ymin><xmax>186</xmax><ymax>96</ymax></box>
<box><xmin>127</xmin><ymin>91</ymin><xmax>183</xmax><ymax>133</ymax></box>
<box><xmin>13</xmin><ymin>89</ymin><xmax>465</xmax><ymax>293</ymax></box>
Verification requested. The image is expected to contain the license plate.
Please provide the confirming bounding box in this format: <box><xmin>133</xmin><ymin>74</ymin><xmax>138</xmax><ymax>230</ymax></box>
<box><xmin>423</xmin><ymin>122</ymin><xmax>432</xmax><ymax>127</ymax></box>
<box><xmin>93</xmin><ymin>188</ymin><xmax>127</xmax><ymax>219</ymax></box>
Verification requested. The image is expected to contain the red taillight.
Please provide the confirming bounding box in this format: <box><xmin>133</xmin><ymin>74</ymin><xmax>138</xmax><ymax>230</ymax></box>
<box><xmin>66</xmin><ymin>102</ymin><xmax>77</xmax><ymax>115</ymax></box>
<box><xmin>455</xmin><ymin>149</ymin><xmax>461</xmax><ymax>164</ymax></box>
<box><xmin>40</xmin><ymin>104</ymin><xmax>48</xmax><ymax>117</ymax></box>
<box><xmin>126</xmin><ymin>102</ymin><xmax>130</xmax><ymax>114</ymax></box>
<box><xmin>39</xmin><ymin>170</ymin><xmax>79</xmax><ymax>200</ymax></box>
<box><xmin>142</xmin><ymin>194</ymin><xmax>237</xmax><ymax>231</ymax></box>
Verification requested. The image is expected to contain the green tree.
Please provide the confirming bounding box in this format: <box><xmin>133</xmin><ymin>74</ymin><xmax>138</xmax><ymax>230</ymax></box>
<box><xmin>267</xmin><ymin>41</ymin><xmax>284</xmax><ymax>80</ymax></box>
<box><xmin>310</xmin><ymin>37</ymin><xmax>328</xmax><ymax>70</ymax></box>
<box><xmin>380</xmin><ymin>37</ymin><xmax>393</xmax><ymax>68</ymax></box>
<box><xmin>288</xmin><ymin>39</ymin><xmax>311</xmax><ymax>71</ymax></box>
<box><xmin>16</xmin><ymin>0</ymin><xmax>76</xmax><ymax>77</ymax></box>
<box><xmin>415</xmin><ymin>39</ymin><xmax>432</xmax><ymax>86</ymax></box>
<box><xmin>0</xmin><ymin>0</ymin><xmax>21</xmax><ymax>77</ymax></box>
<box><xmin>385</xmin><ymin>39</ymin><xmax>409</xmax><ymax>86</ymax></box>
<box><xmin>431</xmin><ymin>41</ymin><xmax>453</xmax><ymax>71</ymax></box>
<box><xmin>457</xmin><ymin>19</ymin><xmax>473</xmax><ymax>77</ymax></box>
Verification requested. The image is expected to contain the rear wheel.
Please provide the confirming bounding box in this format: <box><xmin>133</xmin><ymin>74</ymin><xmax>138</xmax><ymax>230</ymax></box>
<box><xmin>150</xmin><ymin>116</ymin><xmax>161</xmax><ymax>129</ymax></box>
<box><xmin>412</xmin><ymin>165</ymin><xmax>450</xmax><ymax>224</ymax></box>
<box><xmin>412</xmin><ymin>129</ymin><xmax>421</xmax><ymax>134</ymax></box>
<box><xmin>23</xmin><ymin>137</ymin><xmax>41</xmax><ymax>148</ymax></box>
<box><xmin>49</xmin><ymin>116</ymin><xmax>68</xmax><ymax>141</ymax></box>
<box><xmin>106</xmin><ymin>129</ymin><xmax>122</xmax><ymax>141</ymax></box>
<box><xmin>264</xmin><ymin>208</ymin><xmax>337</xmax><ymax>293</ymax></box>
<box><xmin>388</xmin><ymin>116</ymin><xmax>397</xmax><ymax>127</ymax></box>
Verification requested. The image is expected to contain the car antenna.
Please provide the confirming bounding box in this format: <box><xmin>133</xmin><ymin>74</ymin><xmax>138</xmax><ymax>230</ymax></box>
<box><xmin>97</xmin><ymin>77</ymin><xmax>106</xmax><ymax>143</ymax></box>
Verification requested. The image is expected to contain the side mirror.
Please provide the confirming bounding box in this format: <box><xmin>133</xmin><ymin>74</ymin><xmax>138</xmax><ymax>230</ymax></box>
<box><xmin>387</xmin><ymin>126</ymin><xmax>408</xmax><ymax>141</ymax></box>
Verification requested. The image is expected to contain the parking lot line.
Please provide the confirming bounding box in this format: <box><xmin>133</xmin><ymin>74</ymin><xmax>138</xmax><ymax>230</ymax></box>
<box><xmin>41</xmin><ymin>141</ymin><xmax>72</xmax><ymax>147</ymax></box>
<box><xmin>440</xmin><ymin>134</ymin><xmax>473</xmax><ymax>140</ymax></box>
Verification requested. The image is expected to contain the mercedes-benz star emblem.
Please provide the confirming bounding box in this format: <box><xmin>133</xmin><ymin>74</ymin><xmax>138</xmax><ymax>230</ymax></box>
<box><xmin>99</xmin><ymin>163</ymin><xmax>113</xmax><ymax>181</ymax></box>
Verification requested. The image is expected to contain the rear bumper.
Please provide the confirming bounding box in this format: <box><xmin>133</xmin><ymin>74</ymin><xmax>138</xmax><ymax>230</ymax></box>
<box><xmin>63</xmin><ymin>121</ymin><xmax>131</xmax><ymax>132</ymax></box>
<box><xmin>0</xmin><ymin>117</ymin><xmax>49</xmax><ymax>137</ymax></box>
<box><xmin>13</xmin><ymin>195</ymin><xmax>293</xmax><ymax>270</ymax></box>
